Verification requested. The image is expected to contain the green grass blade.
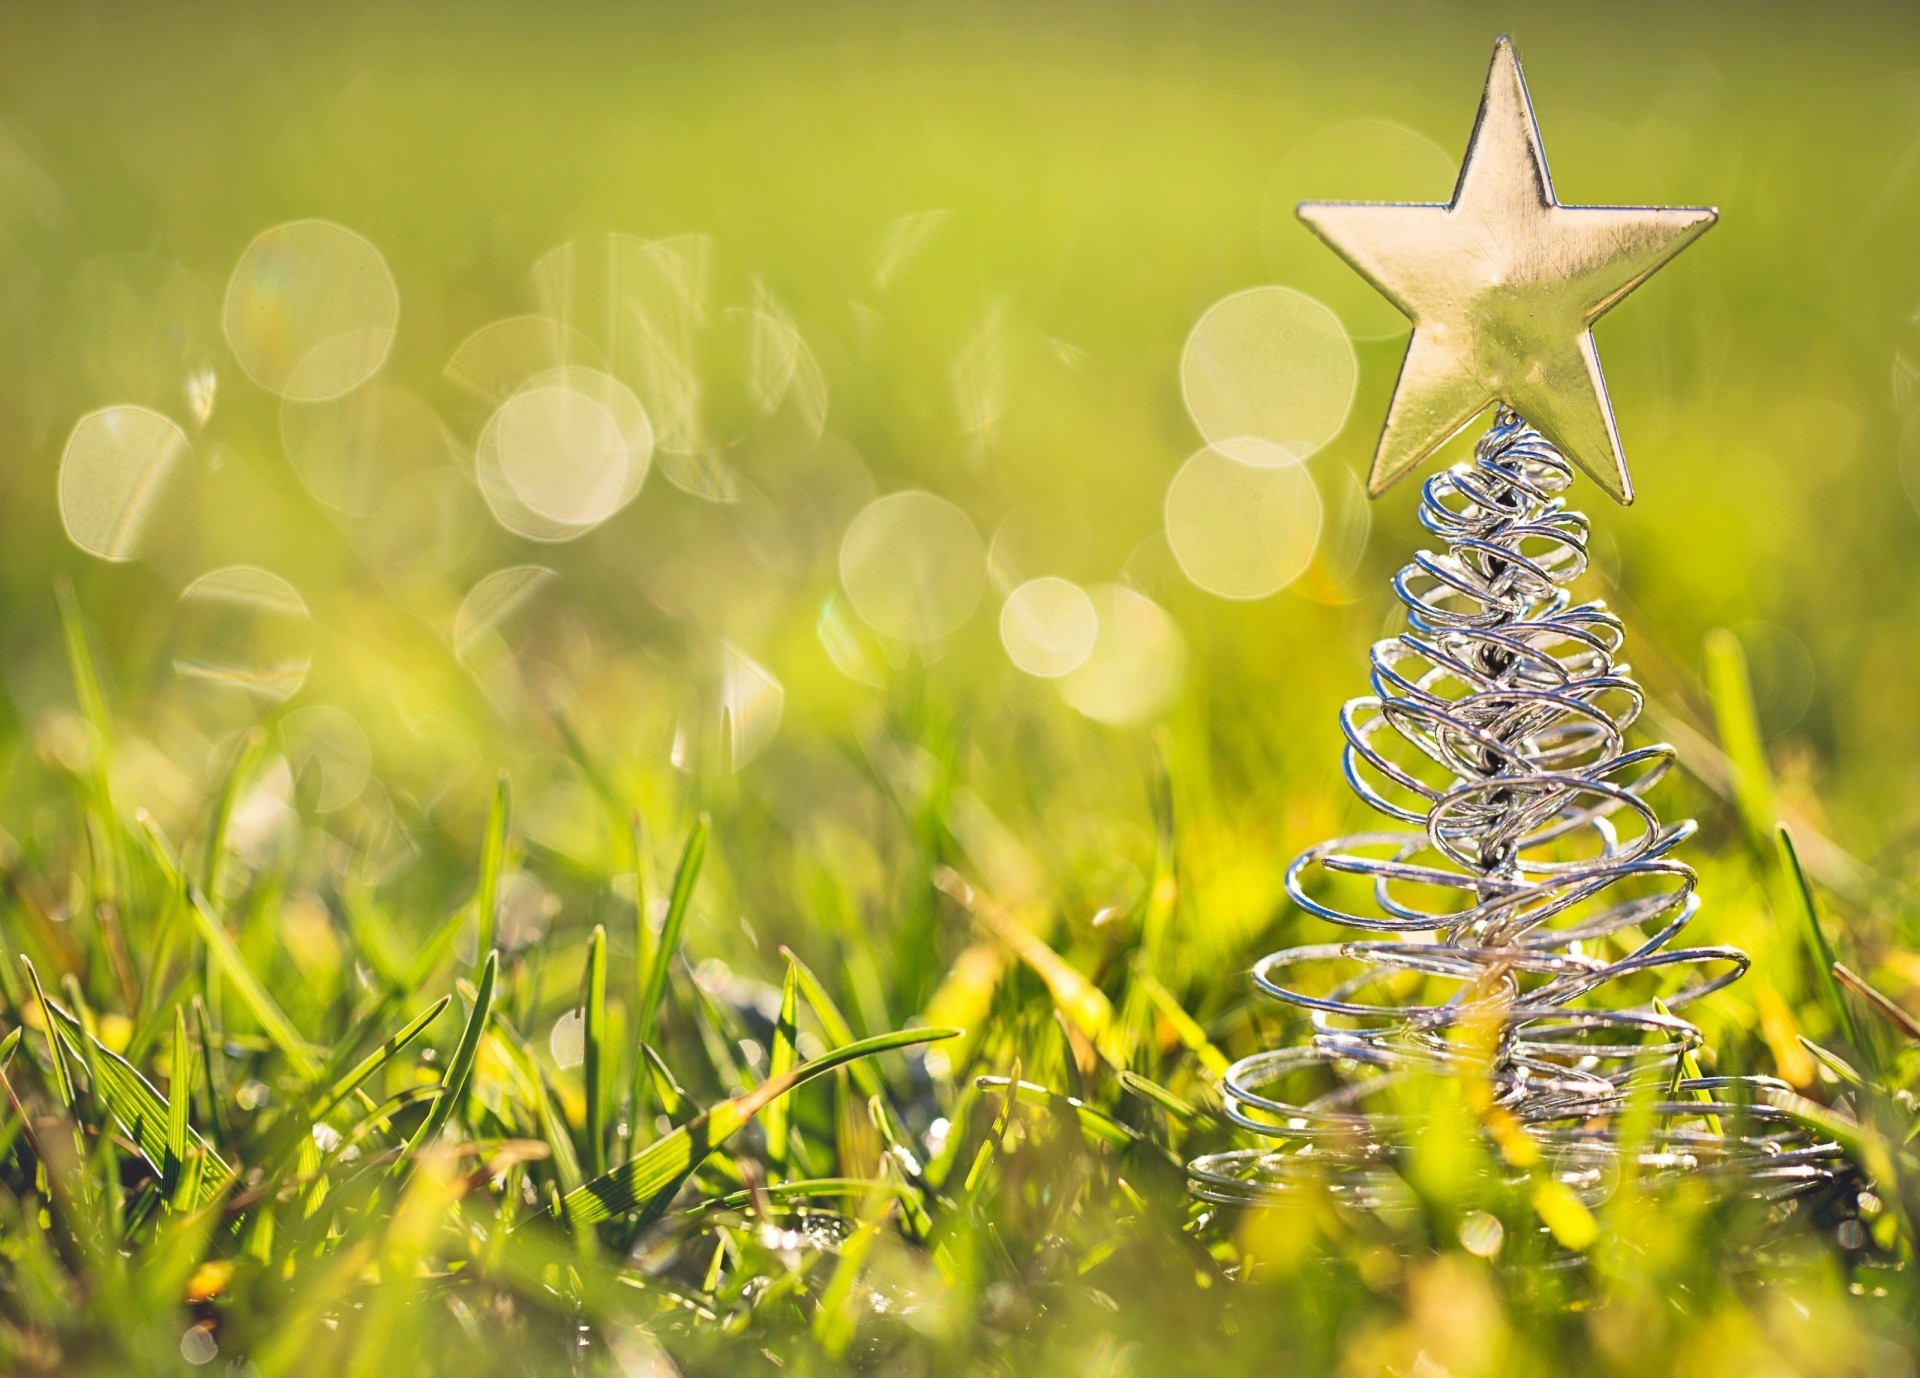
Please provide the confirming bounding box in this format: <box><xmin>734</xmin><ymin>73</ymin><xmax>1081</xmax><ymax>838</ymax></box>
<box><xmin>1117</xmin><ymin>1068</ymin><xmax>1203</xmax><ymax>1123</ymax></box>
<box><xmin>583</xmin><ymin>923</ymin><xmax>608</xmax><ymax>1177</ymax></box>
<box><xmin>165</xmin><ymin>1005</ymin><xmax>191</xmax><ymax>1202</ymax></box>
<box><xmin>191</xmin><ymin>995</ymin><xmax>227</xmax><ymax>1143</ymax></box>
<box><xmin>638</xmin><ymin>815</ymin><xmax>707</xmax><ymax>1050</ymax></box>
<box><xmin>185</xmin><ymin>886</ymin><xmax>320</xmax><ymax>1081</ymax></box>
<box><xmin>780</xmin><ymin>945</ymin><xmax>888</xmax><ymax>1104</ymax></box>
<box><xmin>974</xmin><ymin>1075</ymin><xmax>1149</xmax><ymax>1152</ymax></box>
<box><xmin>556</xmin><ymin>1025</ymin><xmax>957</xmax><ymax>1230</ymax></box>
<box><xmin>640</xmin><ymin>1042</ymin><xmax>690</xmax><ymax>1123</ymax></box>
<box><xmin>1705</xmin><ymin>629</ymin><xmax>1775</xmax><ymax>843</ymax></box>
<box><xmin>400</xmin><ymin>951</ymin><xmax>496</xmax><ymax>1163</ymax></box>
<box><xmin>1133</xmin><ymin>965</ymin><xmax>1230</xmax><ymax>1079</ymax></box>
<box><xmin>764</xmin><ymin>960</ymin><xmax>799</xmax><ymax>1178</ymax></box>
<box><xmin>632</xmin><ymin>815</ymin><xmax>707</xmax><ymax>1119</ymax></box>
<box><xmin>20</xmin><ymin>959</ymin><xmax>76</xmax><ymax>1110</ymax></box>
<box><xmin>54</xmin><ymin>581</ymin><xmax>115</xmax><ymax>801</ymax></box>
<box><xmin>201</xmin><ymin>726</ymin><xmax>267</xmax><ymax>899</ymax></box>
<box><xmin>41</xmin><ymin>997</ymin><xmax>230</xmax><ymax>1204</ymax></box>
<box><xmin>1777</xmin><ymin>825</ymin><xmax>1862</xmax><ymax>1051</ymax></box>
<box><xmin>473</xmin><ymin>773</ymin><xmax>511</xmax><ymax>964</ymax></box>
<box><xmin>309</xmin><ymin>996</ymin><xmax>450</xmax><ymax>1123</ymax></box>
<box><xmin>1833</xmin><ymin>962</ymin><xmax>1920</xmax><ymax>1042</ymax></box>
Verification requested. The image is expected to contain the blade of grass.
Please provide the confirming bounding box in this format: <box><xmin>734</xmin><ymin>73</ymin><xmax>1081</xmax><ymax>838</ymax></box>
<box><xmin>1834</xmin><ymin>963</ymin><xmax>1920</xmax><ymax>1042</ymax></box>
<box><xmin>632</xmin><ymin>816</ymin><xmax>708</xmax><ymax>1119</ymax></box>
<box><xmin>472</xmin><ymin>773</ymin><xmax>511</xmax><ymax>965</ymax></box>
<box><xmin>973</xmin><ymin>1075</ymin><xmax>1151</xmax><ymax>1153</ymax></box>
<box><xmin>553</xmin><ymin>1026</ymin><xmax>957</xmax><ymax>1230</ymax></box>
<box><xmin>21</xmin><ymin>959</ymin><xmax>76</xmax><ymax>1110</ymax></box>
<box><xmin>781</xmin><ymin>945</ymin><xmax>887</xmax><ymax>1104</ymax></box>
<box><xmin>583</xmin><ymin>924</ymin><xmax>608</xmax><ymax>1178</ymax></box>
<box><xmin>1704</xmin><ymin>629</ymin><xmax>1775</xmax><ymax>844</ymax></box>
<box><xmin>165</xmin><ymin>1005</ymin><xmax>192</xmax><ymax>1205</ymax></box>
<box><xmin>54</xmin><ymin>581</ymin><xmax>115</xmax><ymax>803</ymax></box>
<box><xmin>1133</xmin><ymin>964</ymin><xmax>1231</xmax><ymax>1079</ymax></box>
<box><xmin>399</xmin><ymin>951</ymin><xmax>497</xmax><ymax>1166</ymax></box>
<box><xmin>1778</xmin><ymin>826</ymin><xmax>1863</xmax><ymax>1052</ymax></box>
<box><xmin>764</xmin><ymin>961</ymin><xmax>799</xmax><ymax>1179</ymax></box>
<box><xmin>310</xmin><ymin>997</ymin><xmax>450</xmax><ymax>1123</ymax></box>
<box><xmin>934</xmin><ymin>868</ymin><xmax>1114</xmax><ymax>1059</ymax></box>
<box><xmin>191</xmin><ymin>996</ymin><xmax>227</xmax><ymax>1144</ymax></box>
<box><xmin>185</xmin><ymin>887</ymin><xmax>320</xmax><ymax>1081</ymax></box>
<box><xmin>640</xmin><ymin>1043</ymin><xmax>690</xmax><ymax>1123</ymax></box>
<box><xmin>201</xmin><ymin>726</ymin><xmax>267</xmax><ymax>900</ymax></box>
<box><xmin>41</xmin><ymin>997</ymin><xmax>230</xmax><ymax>1204</ymax></box>
<box><xmin>812</xmin><ymin>1189</ymin><xmax>894</xmax><ymax>1355</ymax></box>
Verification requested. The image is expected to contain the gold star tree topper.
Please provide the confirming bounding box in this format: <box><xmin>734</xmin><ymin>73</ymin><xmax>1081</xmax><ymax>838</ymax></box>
<box><xmin>1299</xmin><ymin>37</ymin><xmax>1715</xmax><ymax>504</ymax></box>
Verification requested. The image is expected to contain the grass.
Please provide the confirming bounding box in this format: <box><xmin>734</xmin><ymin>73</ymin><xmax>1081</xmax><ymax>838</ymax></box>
<box><xmin>4</xmin><ymin>557</ymin><xmax>1918</xmax><ymax>1376</ymax></box>
<box><xmin>4</xmin><ymin>2</ymin><xmax>1920</xmax><ymax>1373</ymax></box>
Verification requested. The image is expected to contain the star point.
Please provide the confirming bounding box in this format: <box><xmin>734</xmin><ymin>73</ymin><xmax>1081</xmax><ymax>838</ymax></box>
<box><xmin>1299</xmin><ymin>38</ymin><xmax>1716</xmax><ymax>503</ymax></box>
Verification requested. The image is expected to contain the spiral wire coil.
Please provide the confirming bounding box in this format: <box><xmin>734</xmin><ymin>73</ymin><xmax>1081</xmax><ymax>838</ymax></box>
<box><xmin>1190</xmin><ymin>412</ymin><xmax>1838</xmax><ymax>1207</ymax></box>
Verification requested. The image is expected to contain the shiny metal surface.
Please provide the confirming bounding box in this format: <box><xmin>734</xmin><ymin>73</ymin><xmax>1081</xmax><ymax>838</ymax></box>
<box><xmin>1298</xmin><ymin>37</ymin><xmax>1715</xmax><ymax>505</ymax></box>
<box><xmin>1189</xmin><ymin>414</ymin><xmax>1841</xmax><ymax>1207</ymax></box>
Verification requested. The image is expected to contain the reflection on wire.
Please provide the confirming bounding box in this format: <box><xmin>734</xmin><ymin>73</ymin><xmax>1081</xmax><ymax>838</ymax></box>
<box><xmin>1190</xmin><ymin>411</ymin><xmax>1840</xmax><ymax>1208</ymax></box>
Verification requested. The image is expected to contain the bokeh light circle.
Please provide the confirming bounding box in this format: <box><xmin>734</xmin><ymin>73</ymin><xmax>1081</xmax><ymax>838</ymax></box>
<box><xmin>280</xmin><ymin>704</ymin><xmax>373</xmax><ymax>814</ymax></box>
<box><xmin>838</xmin><ymin>491</ymin><xmax>985</xmax><ymax>643</ymax></box>
<box><xmin>173</xmin><ymin>566</ymin><xmax>314</xmax><ymax>703</ymax></box>
<box><xmin>1166</xmin><ymin>439</ymin><xmax>1324</xmax><ymax>600</ymax></box>
<box><xmin>1182</xmin><ymin>287</ymin><xmax>1356</xmax><ymax>458</ymax></box>
<box><xmin>495</xmin><ymin>386</ymin><xmax>626</xmax><ymax>525</ymax></box>
<box><xmin>281</xmin><ymin>381</ymin><xmax>452</xmax><ymax>516</ymax></box>
<box><xmin>1058</xmin><ymin>586</ymin><xmax>1184</xmax><ymax>725</ymax></box>
<box><xmin>58</xmin><ymin>405</ymin><xmax>190</xmax><ymax>561</ymax></box>
<box><xmin>999</xmin><ymin>577</ymin><xmax>1098</xmax><ymax>678</ymax></box>
<box><xmin>454</xmin><ymin>566</ymin><xmax>556</xmax><ymax>666</ymax></box>
<box><xmin>1259</xmin><ymin>120</ymin><xmax>1457</xmax><ymax>341</ymax></box>
<box><xmin>224</xmin><ymin>220</ymin><xmax>399</xmax><ymax>401</ymax></box>
<box><xmin>476</xmin><ymin>373</ymin><xmax>651</xmax><ymax>541</ymax></box>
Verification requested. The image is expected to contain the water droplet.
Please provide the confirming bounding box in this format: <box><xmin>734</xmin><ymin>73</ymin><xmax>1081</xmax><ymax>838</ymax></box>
<box><xmin>1182</xmin><ymin>287</ymin><xmax>1356</xmax><ymax>458</ymax></box>
<box><xmin>173</xmin><ymin>567</ymin><xmax>313</xmax><ymax>703</ymax></box>
<box><xmin>58</xmin><ymin>405</ymin><xmax>190</xmax><ymax>561</ymax></box>
<box><xmin>1166</xmin><ymin>440</ymin><xmax>1323</xmax><ymax>600</ymax></box>
<box><xmin>1057</xmin><ymin>586</ymin><xmax>1183</xmax><ymax>725</ymax></box>
<box><xmin>223</xmin><ymin>220</ymin><xmax>398</xmax><ymax>401</ymax></box>
<box><xmin>1000</xmin><ymin>577</ymin><xmax>1097</xmax><ymax>678</ymax></box>
<box><xmin>839</xmin><ymin>491</ymin><xmax>985</xmax><ymax>644</ymax></box>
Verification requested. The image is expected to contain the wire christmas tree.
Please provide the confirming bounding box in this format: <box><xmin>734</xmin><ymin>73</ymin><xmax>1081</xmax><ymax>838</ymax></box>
<box><xmin>1190</xmin><ymin>39</ymin><xmax>1837</xmax><ymax>1207</ymax></box>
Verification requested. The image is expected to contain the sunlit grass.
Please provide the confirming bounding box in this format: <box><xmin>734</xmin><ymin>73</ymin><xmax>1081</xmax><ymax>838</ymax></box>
<box><xmin>2</xmin><ymin>3</ymin><xmax>1920</xmax><ymax>1374</ymax></box>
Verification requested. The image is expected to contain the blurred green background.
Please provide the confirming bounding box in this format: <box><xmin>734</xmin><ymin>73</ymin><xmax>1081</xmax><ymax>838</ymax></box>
<box><xmin>4</xmin><ymin>2</ymin><xmax>1920</xmax><ymax>1373</ymax></box>
<box><xmin>3</xmin><ymin>2</ymin><xmax>1920</xmax><ymax>849</ymax></box>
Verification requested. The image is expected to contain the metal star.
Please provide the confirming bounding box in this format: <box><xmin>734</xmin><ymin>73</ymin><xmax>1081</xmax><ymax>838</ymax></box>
<box><xmin>1298</xmin><ymin>36</ymin><xmax>1716</xmax><ymax>504</ymax></box>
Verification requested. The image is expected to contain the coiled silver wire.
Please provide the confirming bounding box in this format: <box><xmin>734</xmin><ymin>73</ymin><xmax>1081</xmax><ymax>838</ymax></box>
<box><xmin>1190</xmin><ymin>411</ymin><xmax>1838</xmax><ymax>1208</ymax></box>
